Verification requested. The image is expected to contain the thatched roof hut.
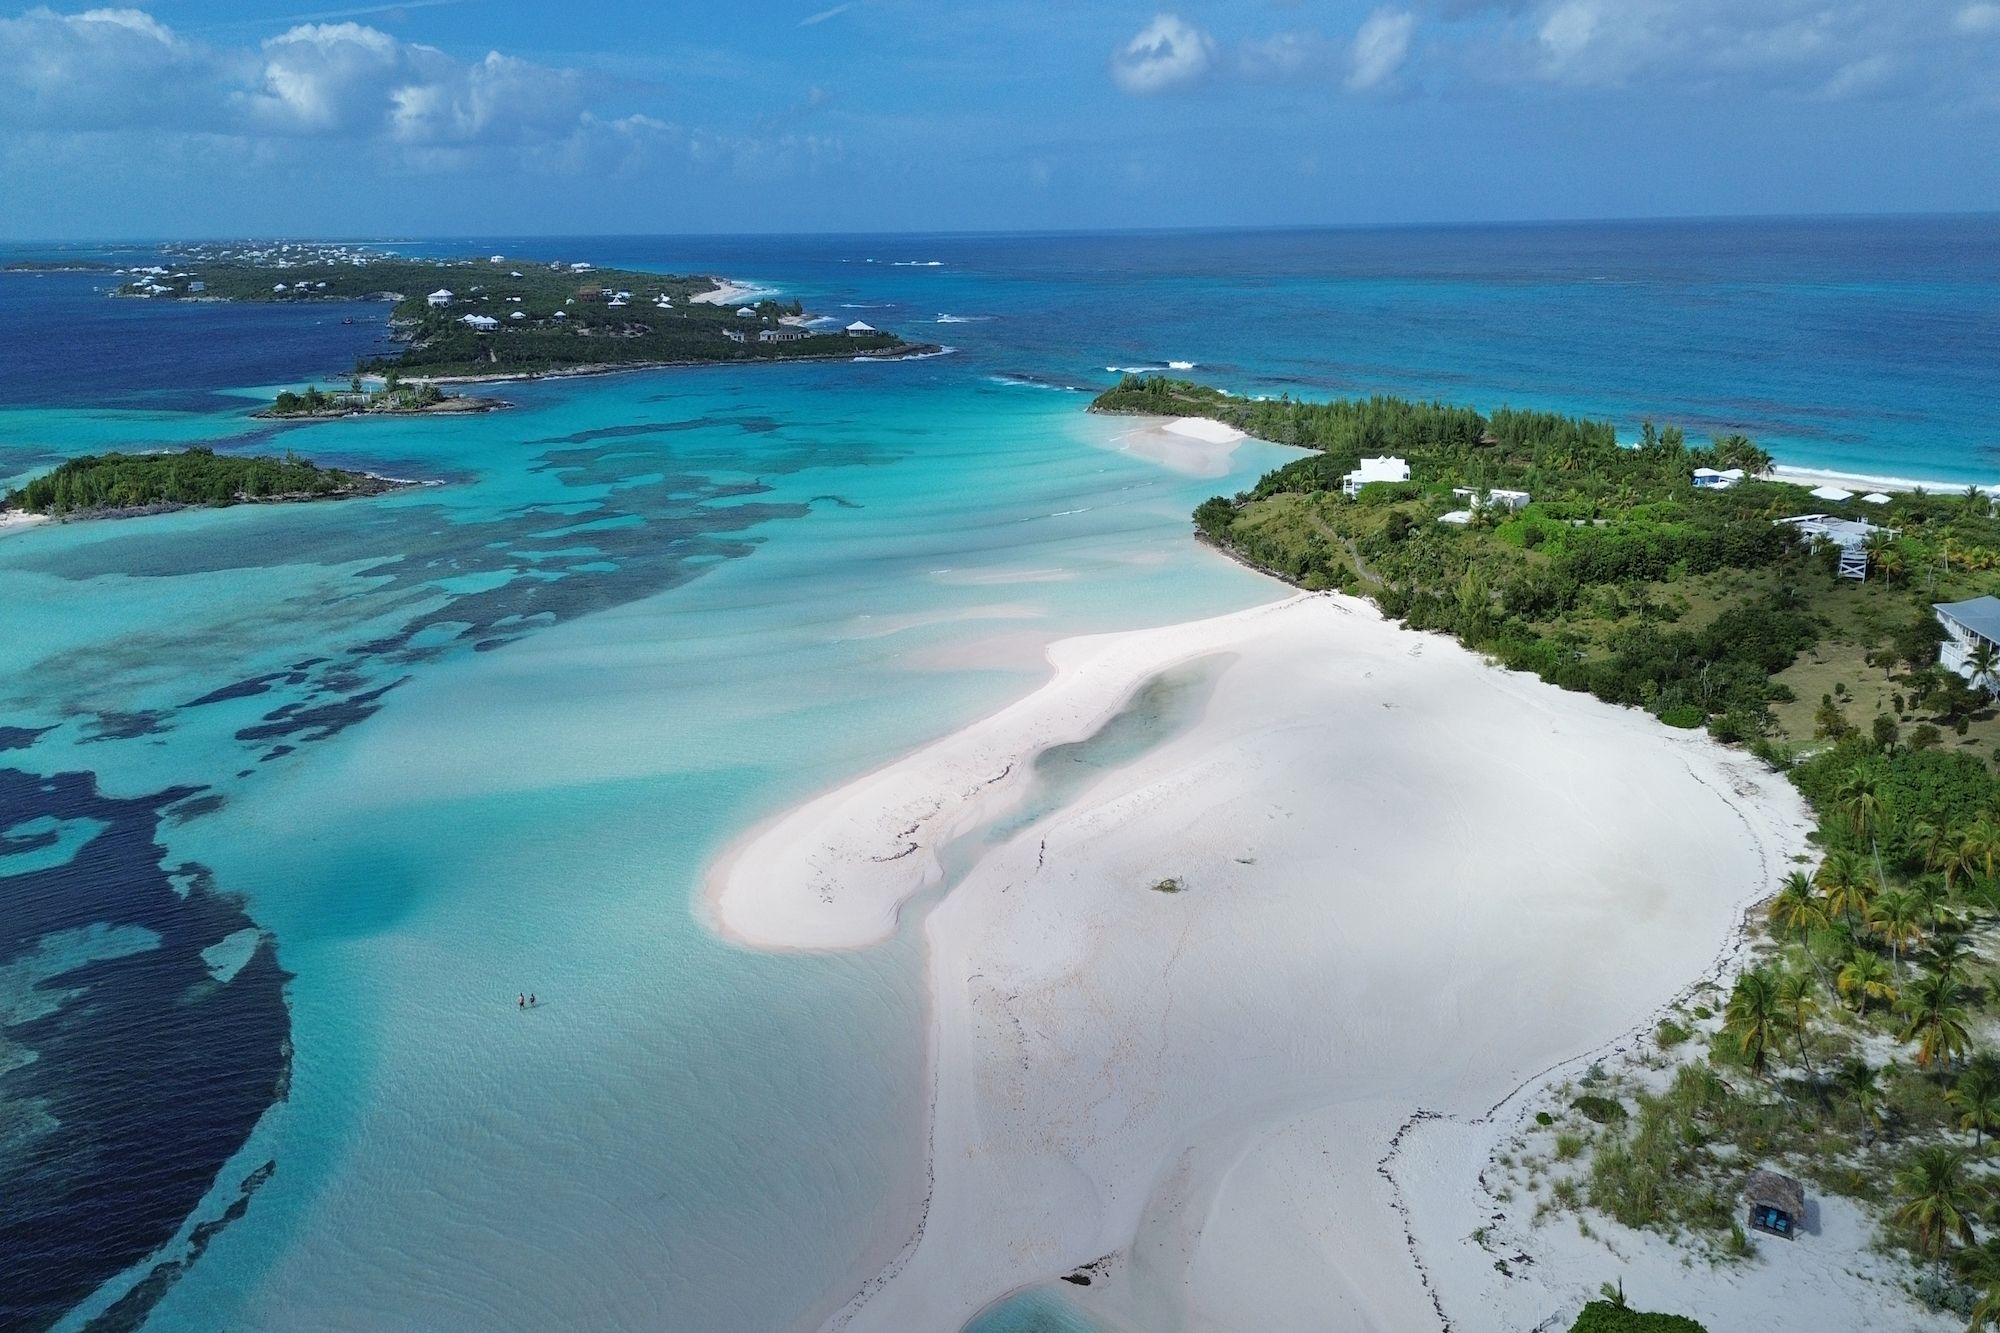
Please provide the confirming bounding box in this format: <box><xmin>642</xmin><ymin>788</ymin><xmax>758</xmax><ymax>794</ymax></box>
<box><xmin>1745</xmin><ymin>1169</ymin><xmax>1804</xmax><ymax>1239</ymax></box>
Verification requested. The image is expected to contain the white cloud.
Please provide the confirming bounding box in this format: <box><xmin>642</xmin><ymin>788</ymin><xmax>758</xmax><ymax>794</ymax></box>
<box><xmin>1958</xmin><ymin>3</ymin><xmax>2000</xmax><ymax>33</ymax></box>
<box><xmin>1817</xmin><ymin>52</ymin><xmax>1894</xmax><ymax>100</ymax></box>
<box><xmin>1347</xmin><ymin>8</ymin><xmax>1416</xmax><ymax>91</ymax></box>
<box><xmin>0</xmin><ymin>8</ymin><xmax>610</xmax><ymax>149</ymax></box>
<box><xmin>1110</xmin><ymin>14</ymin><xmax>1215</xmax><ymax>94</ymax></box>
<box><xmin>0</xmin><ymin>6</ymin><xmax>223</xmax><ymax>129</ymax></box>
<box><xmin>800</xmin><ymin>2</ymin><xmax>852</xmax><ymax>26</ymax></box>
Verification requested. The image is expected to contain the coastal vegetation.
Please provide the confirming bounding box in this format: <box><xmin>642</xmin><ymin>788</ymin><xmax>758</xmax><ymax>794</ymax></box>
<box><xmin>1096</xmin><ymin>374</ymin><xmax>2000</xmax><ymax>1320</ymax></box>
<box><xmin>4</xmin><ymin>447</ymin><xmax>404</xmax><ymax>517</ymax></box>
<box><xmin>262</xmin><ymin>380</ymin><xmax>498</xmax><ymax>418</ymax></box>
<box><xmin>107</xmin><ymin>247</ymin><xmax>917</xmax><ymax>379</ymax></box>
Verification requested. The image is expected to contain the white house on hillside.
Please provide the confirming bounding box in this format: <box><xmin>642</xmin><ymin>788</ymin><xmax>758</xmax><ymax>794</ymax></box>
<box><xmin>845</xmin><ymin>320</ymin><xmax>877</xmax><ymax>336</ymax></box>
<box><xmin>460</xmin><ymin>313</ymin><xmax>498</xmax><ymax>331</ymax></box>
<box><xmin>427</xmin><ymin>289</ymin><xmax>453</xmax><ymax>307</ymax></box>
<box><xmin>1936</xmin><ymin>596</ymin><xmax>2000</xmax><ymax>692</ymax></box>
<box><xmin>1342</xmin><ymin>456</ymin><xmax>1410</xmax><ymax>498</ymax></box>
<box><xmin>1693</xmin><ymin>467</ymin><xmax>1745</xmax><ymax>490</ymax></box>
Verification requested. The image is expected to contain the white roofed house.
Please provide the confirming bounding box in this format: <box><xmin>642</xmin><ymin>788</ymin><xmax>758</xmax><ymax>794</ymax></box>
<box><xmin>844</xmin><ymin>320</ymin><xmax>877</xmax><ymax>337</ymax></box>
<box><xmin>427</xmin><ymin>288</ymin><xmax>453</xmax><ymax>307</ymax></box>
<box><xmin>1693</xmin><ymin>467</ymin><xmax>1745</xmax><ymax>490</ymax></box>
<box><xmin>736</xmin><ymin>305</ymin><xmax>759</xmax><ymax>318</ymax></box>
<box><xmin>459</xmin><ymin>313</ymin><xmax>499</xmax><ymax>331</ymax></box>
<box><xmin>1342</xmin><ymin>456</ymin><xmax>1411</xmax><ymax>498</ymax></box>
<box><xmin>1775</xmin><ymin>513</ymin><xmax>1891</xmax><ymax>580</ymax></box>
<box><xmin>758</xmin><ymin>327</ymin><xmax>807</xmax><ymax>343</ymax></box>
<box><xmin>1936</xmin><ymin>597</ymin><xmax>2000</xmax><ymax>693</ymax></box>
<box><xmin>721</xmin><ymin>327</ymin><xmax>748</xmax><ymax>343</ymax></box>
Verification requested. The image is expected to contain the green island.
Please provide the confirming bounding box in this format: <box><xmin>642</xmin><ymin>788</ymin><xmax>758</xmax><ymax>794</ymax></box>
<box><xmin>3</xmin><ymin>446</ymin><xmax>412</xmax><ymax>518</ymax></box>
<box><xmin>1097</xmin><ymin>374</ymin><xmax>2000</xmax><ymax>1324</ymax></box>
<box><xmin>104</xmin><ymin>244</ymin><xmax>926</xmax><ymax>386</ymax></box>
<box><xmin>258</xmin><ymin>378</ymin><xmax>503</xmax><ymax>420</ymax></box>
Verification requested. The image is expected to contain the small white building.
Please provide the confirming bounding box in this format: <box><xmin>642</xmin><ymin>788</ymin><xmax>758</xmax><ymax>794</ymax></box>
<box><xmin>1936</xmin><ymin>597</ymin><xmax>2000</xmax><ymax>692</ymax></box>
<box><xmin>427</xmin><ymin>289</ymin><xmax>453</xmax><ymax>308</ymax></box>
<box><xmin>844</xmin><ymin>320</ymin><xmax>877</xmax><ymax>337</ymax></box>
<box><xmin>272</xmin><ymin>283</ymin><xmax>288</xmax><ymax>292</ymax></box>
<box><xmin>552</xmin><ymin>310</ymin><xmax>567</xmax><ymax>320</ymax></box>
<box><xmin>1451</xmin><ymin>486</ymin><xmax>1530</xmax><ymax>512</ymax></box>
<box><xmin>607</xmin><ymin>297</ymin><xmax>628</xmax><ymax>308</ymax></box>
<box><xmin>758</xmin><ymin>327</ymin><xmax>807</xmax><ymax>343</ymax></box>
<box><xmin>460</xmin><ymin>313</ymin><xmax>499</xmax><ymax>331</ymax></box>
<box><xmin>1342</xmin><ymin>456</ymin><xmax>1411</xmax><ymax>498</ymax></box>
<box><xmin>570</xmin><ymin>262</ymin><xmax>593</xmax><ymax>272</ymax></box>
<box><xmin>489</xmin><ymin>254</ymin><xmax>505</xmax><ymax>264</ymax></box>
<box><xmin>721</xmin><ymin>327</ymin><xmax>748</xmax><ymax>343</ymax></box>
<box><xmin>1692</xmin><ymin>467</ymin><xmax>1745</xmax><ymax>490</ymax></box>
<box><xmin>509</xmin><ymin>310</ymin><xmax>527</xmax><ymax>320</ymax></box>
<box><xmin>1809</xmin><ymin>484</ymin><xmax>1855</xmax><ymax>503</ymax></box>
<box><xmin>1862</xmin><ymin>492</ymin><xmax>1893</xmax><ymax>506</ymax></box>
<box><xmin>1776</xmin><ymin>513</ymin><xmax>1889</xmax><ymax>580</ymax></box>
<box><xmin>736</xmin><ymin>305</ymin><xmax>759</xmax><ymax>318</ymax></box>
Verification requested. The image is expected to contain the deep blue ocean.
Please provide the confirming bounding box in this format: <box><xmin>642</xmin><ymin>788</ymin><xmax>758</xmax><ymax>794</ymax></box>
<box><xmin>1</xmin><ymin>217</ymin><xmax>1996</xmax><ymax>1333</ymax></box>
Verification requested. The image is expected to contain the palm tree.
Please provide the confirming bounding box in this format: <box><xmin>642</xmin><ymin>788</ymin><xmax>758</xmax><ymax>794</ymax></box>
<box><xmin>1832</xmin><ymin>765</ymin><xmax>1883</xmax><ymax>843</ymax></box>
<box><xmin>1900</xmin><ymin>970</ymin><xmax>1974</xmax><ymax>1072</ymax></box>
<box><xmin>1835</xmin><ymin>1057</ymin><xmax>1886</xmax><ymax>1137</ymax></box>
<box><xmin>1873</xmin><ymin>888</ymin><xmax>1928</xmax><ymax>968</ymax></box>
<box><xmin>1725</xmin><ymin>966</ymin><xmax>1783</xmax><ymax>1080</ymax></box>
<box><xmin>1837</xmin><ymin>949</ymin><xmax>1898</xmax><ymax>1014</ymax></box>
<box><xmin>1773</xmin><ymin>969</ymin><xmax>1820</xmax><ymax>1076</ymax></box>
<box><xmin>1817</xmin><ymin>849</ymin><xmax>1876</xmax><ymax>925</ymax></box>
<box><xmin>1941</xmin><ymin>819</ymin><xmax>2000</xmax><ymax>893</ymax></box>
<box><xmin>1892</xmin><ymin>1145</ymin><xmax>1977</xmax><ymax>1268</ymax></box>
<box><xmin>1973</xmin><ymin>640</ymin><xmax>2000</xmax><ymax>696</ymax></box>
<box><xmin>1766</xmin><ymin>871</ymin><xmax>1828</xmax><ymax>940</ymax></box>
<box><xmin>1949</xmin><ymin>1057</ymin><xmax>2000</xmax><ymax>1150</ymax></box>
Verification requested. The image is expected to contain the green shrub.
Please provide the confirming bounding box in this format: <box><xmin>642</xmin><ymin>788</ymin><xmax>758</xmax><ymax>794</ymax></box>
<box><xmin>1658</xmin><ymin>703</ymin><xmax>1705</xmax><ymax>729</ymax></box>
<box><xmin>1572</xmin><ymin>1094</ymin><xmax>1627</xmax><ymax>1124</ymax></box>
<box><xmin>1656</xmin><ymin>1019</ymin><xmax>1692</xmax><ymax>1049</ymax></box>
<box><xmin>1568</xmin><ymin>1299</ymin><xmax>1709</xmax><ymax>1332</ymax></box>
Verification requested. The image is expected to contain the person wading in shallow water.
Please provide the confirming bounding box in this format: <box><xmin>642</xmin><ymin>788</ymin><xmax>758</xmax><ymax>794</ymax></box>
<box><xmin>528</xmin><ymin>993</ymin><xmax>537</xmax><ymax>1007</ymax></box>
<box><xmin>518</xmin><ymin>993</ymin><xmax>526</xmax><ymax>1009</ymax></box>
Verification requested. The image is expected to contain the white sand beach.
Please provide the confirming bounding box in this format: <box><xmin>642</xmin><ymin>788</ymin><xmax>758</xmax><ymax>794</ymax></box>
<box><xmin>1770</xmin><ymin>462</ymin><xmax>1998</xmax><ymax>497</ymax></box>
<box><xmin>690</xmin><ymin>278</ymin><xmax>768</xmax><ymax>306</ymax></box>
<box><xmin>1087</xmin><ymin>414</ymin><xmax>1251</xmax><ymax>479</ymax></box>
<box><xmin>0</xmin><ymin>510</ymin><xmax>51</xmax><ymax>533</ymax></box>
<box><xmin>707</xmin><ymin>593</ymin><xmax>1861</xmax><ymax>1331</ymax></box>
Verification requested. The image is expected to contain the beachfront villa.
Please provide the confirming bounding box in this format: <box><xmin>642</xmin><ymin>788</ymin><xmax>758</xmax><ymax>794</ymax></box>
<box><xmin>1343</xmin><ymin>456</ymin><xmax>1411</xmax><ymax>498</ymax></box>
<box><xmin>1776</xmin><ymin>513</ymin><xmax>1889</xmax><ymax>579</ymax></box>
<box><xmin>1934</xmin><ymin>596</ymin><xmax>2000</xmax><ymax>691</ymax></box>
<box><xmin>1693</xmin><ymin>467</ymin><xmax>1745</xmax><ymax>489</ymax></box>
<box><xmin>427</xmin><ymin>289</ymin><xmax>453</xmax><ymax>308</ymax></box>
<box><xmin>845</xmin><ymin>320</ymin><xmax>878</xmax><ymax>337</ymax></box>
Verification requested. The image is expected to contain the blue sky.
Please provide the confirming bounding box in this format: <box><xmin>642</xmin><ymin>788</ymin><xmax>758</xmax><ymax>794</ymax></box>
<box><xmin>3</xmin><ymin>0</ymin><xmax>1998</xmax><ymax>238</ymax></box>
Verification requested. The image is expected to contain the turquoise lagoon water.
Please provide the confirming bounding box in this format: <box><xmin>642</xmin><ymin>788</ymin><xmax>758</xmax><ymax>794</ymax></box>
<box><xmin>3</xmin><ymin>219</ymin><xmax>1999</xmax><ymax>1331</ymax></box>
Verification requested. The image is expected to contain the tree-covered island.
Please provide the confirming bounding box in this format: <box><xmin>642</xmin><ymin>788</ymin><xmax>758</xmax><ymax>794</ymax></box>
<box><xmin>1096</xmin><ymin>374</ymin><xmax>2000</xmax><ymax>1320</ymax></box>
<box><xmin>3</xmin><ymin>447</ymin><xmax>413</xmax><ymax>519</ymax></box>
<box><xmin>258</xmin><ymin>378</ymin><xmax>503</xmax><ymax>419</ymax></box>
<box><xmin>104</xmin><ymin>243</ymin><xmax>928</xmax><ymax>381</ymax></box>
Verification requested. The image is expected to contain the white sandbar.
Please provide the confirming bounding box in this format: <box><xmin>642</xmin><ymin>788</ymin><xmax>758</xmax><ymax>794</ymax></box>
<box><xmin>707</xmin><ymin>593</ymin><xmax>1817</xmax><ymax>1329</ymax></box>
